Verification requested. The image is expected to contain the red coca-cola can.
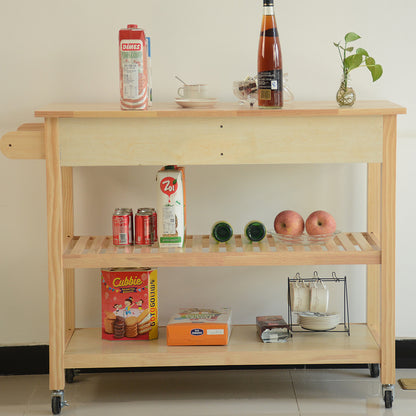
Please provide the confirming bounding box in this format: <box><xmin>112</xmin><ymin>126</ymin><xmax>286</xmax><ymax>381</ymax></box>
<box><xmin>151</xmin><ymin>208</ymin><xmax>157</xmax><ymax>243</ymax></box>
<box><xmin>142</xmin><ymin>207</ymin><xmax>157</xmax><ymax>243</ymax></box>
<box><xmin>135</xmin><ymin>208</ymin><xmax>153</xmax><ymax>245</ymax></box>
<box><xmin>112</xmin><ymin>208</ymin><xmax>133</xmax><ymax>245</ymax></box>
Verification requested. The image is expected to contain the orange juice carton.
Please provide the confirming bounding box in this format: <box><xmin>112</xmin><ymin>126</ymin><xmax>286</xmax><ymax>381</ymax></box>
<box><xmin>156</xmin><ymin>165</ymin><xmax>186</xmax><ymax>248</ymax></box>
<box><xmin>101</xmin><ymin>267</ymin><xmax>158</xmax><ymax>340</ymax></box>
<box><xmin>167</xmin><ymin>308</ymin><xmax>232</xmax><ymax>346</ymax></box>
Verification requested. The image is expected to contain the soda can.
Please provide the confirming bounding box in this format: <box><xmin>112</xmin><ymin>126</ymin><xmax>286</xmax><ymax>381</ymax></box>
<box><xmin>135</xmin><ymin>208</ymin><xmax>153</xmax><ymax>245</ymax></box>
<box><xmin>119</xmin><ymin>24</ymin><xmax>148</xmax><ymax>110</ymax></box>
<box><xmin>142</xmin><ymin>207</ymin><xmax>157</xmax><ymax>243</ymax></box>
<box><xmin>151</xmin><ymin>208</ymin><xmax>157</xmax><ymax>243</ymax></box>
<box><xmin>112</xmin><ymin>208</ymin><xmax>133</xmax><ymax>245</ymax></box>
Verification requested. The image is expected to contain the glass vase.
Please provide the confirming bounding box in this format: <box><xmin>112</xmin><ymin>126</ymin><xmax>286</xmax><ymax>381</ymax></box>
<box><xmin>336</xmin><ymin>76</ymin><xmax>356</xmax><ymax>107</ymax></box>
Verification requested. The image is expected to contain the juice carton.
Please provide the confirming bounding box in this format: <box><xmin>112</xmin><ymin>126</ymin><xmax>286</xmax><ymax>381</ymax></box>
<box><xmin>101</xmin><ymin>267</ymin><xmax>158</xmax><ymax>340</ymax></box>
<box><xmin>156</xmin><ymin>165</ymin><xmax>186</xmax><ymax>248</ymax></box>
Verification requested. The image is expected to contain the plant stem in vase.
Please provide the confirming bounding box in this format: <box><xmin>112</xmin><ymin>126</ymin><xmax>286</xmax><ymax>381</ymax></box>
<box><xmin>333</xmin><ymin>32</ymin><xmax>383</xmax><ymax>107</ymax></box>
<box><xmin>336</xmin><ymin>76</ymin><xmax>356</xmax><ymax>107</ymax></box>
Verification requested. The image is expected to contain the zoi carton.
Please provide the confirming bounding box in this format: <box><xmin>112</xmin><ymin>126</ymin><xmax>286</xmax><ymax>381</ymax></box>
<box><xmin>156</xmin><ymin>165</ymin><xmax>186</xmax><ymax>248</ymax></box>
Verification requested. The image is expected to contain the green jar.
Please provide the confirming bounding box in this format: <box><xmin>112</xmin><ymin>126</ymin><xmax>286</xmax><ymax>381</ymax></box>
<box><xmin>211</xmin><ymin>221</ymin><xmax>233</xmax><ymax>243</ymax></box>
<box><xmin>244</xmin><ymin>221</ymin><xmax>266</xmax><ymax>242</ymax></box>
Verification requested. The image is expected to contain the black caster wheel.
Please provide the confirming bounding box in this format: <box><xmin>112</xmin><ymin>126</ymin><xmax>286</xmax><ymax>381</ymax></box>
<box><xmin>51</xmin><ymin>396</ymin><xmax>62</xmax><ymax>415</ymax></box>
<box><xmin>384</xmin><ymin>390</ymin><xmax>393</xmax><ymax>409</ymax></box>
<box><xmin>65</xmin><ymin>369</ymin><xmax>75</xmax><ymax>383</ymax></box>
<box><xmin>368</xmin><ymin>363</ymin><xmax>379</xmax><ymax>378</ymax></box>
<box><xmin>51</xmin><ymin>390</ymin><xmax>68</xmax><ymax>415</ymax></box>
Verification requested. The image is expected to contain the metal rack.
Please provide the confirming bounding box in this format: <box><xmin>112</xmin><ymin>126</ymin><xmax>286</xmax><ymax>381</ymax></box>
<box><xmin>287</xmin><ymin>272</ymin><xmax>350</xmax><ymax>335</ymax></box>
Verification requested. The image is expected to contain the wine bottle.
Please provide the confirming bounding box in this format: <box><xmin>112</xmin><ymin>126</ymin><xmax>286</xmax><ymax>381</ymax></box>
<box><xmin>212</xmin><ymin>221</ymin><xmax>233</xmax><ymax>243</ymax></box>
<box><xmin>244</xmin><ymin>221</ymin><xmax>267</xmax><ymax>242</ymax></box>
<box><xmin>257</xmin><ymin>0</ymin><xmax>283</xmax><ymax>108</ymax></box>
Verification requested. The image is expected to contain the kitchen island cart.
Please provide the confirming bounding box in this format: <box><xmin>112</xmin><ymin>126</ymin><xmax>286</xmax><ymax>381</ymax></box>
<box><xmin>0</xmin><ymin>101</ymin><xmax>406</xmax><ymax>412</ymax></box>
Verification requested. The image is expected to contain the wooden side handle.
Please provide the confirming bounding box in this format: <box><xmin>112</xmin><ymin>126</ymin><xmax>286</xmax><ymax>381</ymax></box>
<box><xmin>0</xmin><ymin>123</ymin><xmax>45</xmax><ymax>159</ymax></box>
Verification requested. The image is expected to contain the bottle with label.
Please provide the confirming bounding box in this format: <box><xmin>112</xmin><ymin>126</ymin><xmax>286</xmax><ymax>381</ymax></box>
<box><xmin>257</xmin><ymin>0</ymin><xmax>283</xmax><ymax>109</ymax></box>
<box><xmin>244</xmin><ymin>221</ymin><xmax>267</xmax><ymax>242</ymax></box>
<box><xmin>211</xmin><ymin>221</ymin><xmax>234</xmax><ymax>243</ymax></box>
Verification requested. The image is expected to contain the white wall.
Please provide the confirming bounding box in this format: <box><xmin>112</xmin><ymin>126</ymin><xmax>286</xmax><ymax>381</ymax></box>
<box><xmin>0</xmin><ymin>0</ymin><xmax>415</xmax><ymax>345</ymax></box>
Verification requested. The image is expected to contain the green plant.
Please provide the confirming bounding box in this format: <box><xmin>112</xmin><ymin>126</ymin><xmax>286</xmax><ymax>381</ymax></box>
<box><xmin>334</xmin><ymin>32</ymin><xmax>383</xmax><ymax>89</ymax></box>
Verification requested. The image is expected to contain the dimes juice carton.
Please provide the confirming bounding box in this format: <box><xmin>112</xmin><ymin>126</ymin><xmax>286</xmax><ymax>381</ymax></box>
<box><xmin>157</xmin><ymin>166</ymin><xmax>186</xmax><ymax>248</ymax></box>
<box><xmin>101</xmin><ymin>267</ymin><xmax>158</xmax><ymax>340</ymax></box>
<box><xmin>167</xmin><ymin>308</ymin><xmax>232</xmax><ymax>346</ymax></box>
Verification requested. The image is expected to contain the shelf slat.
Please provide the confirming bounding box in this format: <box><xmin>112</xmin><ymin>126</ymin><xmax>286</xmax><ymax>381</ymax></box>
<box><xmin>62</xmin><ymin>232</ymin><xmax>381</xmax><ymax>268</ymax></box>
<box><xmin>64</xmin><ymin>325</ymin><xmax>380</xmax><ymax>369</ymax></box>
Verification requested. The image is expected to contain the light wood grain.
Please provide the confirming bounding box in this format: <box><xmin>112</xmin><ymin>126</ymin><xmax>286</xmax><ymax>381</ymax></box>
<box><xmin>62</xmin><ymin>233</ymin><xmax>381</xmax><ymax>268</ymax></box>
<box><xmin>380</xmin><ymin>116</ymin><xmax>397</xmax><ymax>385</ymax></box>
<box><xmin>56</xmin><ymin>115</ymin><xmax>383</xmax><ymax>166</ymax></box>
<box><xmin>62</xmin><ymin>167</ymin><xmax>75</xmax><ymax>345</ymax></box>
<box><xmin>64</xmin><ymin>325</ymin><xmax>379</xmax><ymax>369</ymax></box>
<box><xmin>367</xmin><ymin>163</ymin><xmax>381</xmax><ymax>345</ymax></box>
<box><xmin>0</xmin><ymin>129</ymin><xmax>45</xmax><ymax>159</ymax></box>
<box><xmin>45</xmin><ymin>118</ymin><xmax>65</xmax><ymax>390</ymax></box>
<box><xmin>34</xmin><ymin>101</ymin><xmax>406</xmax><ymax>119</ymax></box>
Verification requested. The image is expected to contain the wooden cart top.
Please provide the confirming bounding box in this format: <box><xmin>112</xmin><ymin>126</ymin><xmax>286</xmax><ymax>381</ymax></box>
<box><xmin>34</xmin><ymin>101</ymin><xmax>406</xmax><ymax>119</ymax></box>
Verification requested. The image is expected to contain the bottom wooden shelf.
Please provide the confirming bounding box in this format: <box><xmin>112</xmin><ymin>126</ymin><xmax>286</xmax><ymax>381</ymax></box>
<box><xmin>64</xmin><ymin>324</ymin><xmax>380</xmax><ymax>369</ymax></box>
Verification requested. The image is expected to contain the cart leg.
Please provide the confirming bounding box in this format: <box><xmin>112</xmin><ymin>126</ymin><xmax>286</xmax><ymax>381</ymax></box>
<box><xmin>65</xmin><ymin>369</ymin><xmax>79</xmax><ymax>384</ymax></box>
<box><xmin>382</xmin><ymin>384</ymin><xmax>394</xmax><ymax>408</ymax></box>
<box><xmin>380</xmin><ymin>115</ymin><xmax>397</xmax><ymax>404</ymax></box>
<box><xmin>45</xmin><ymin>118</ymin><xmax>66</xmax><ymax>391</ymax></box>
<box><xmin>51</xmin><ymin>390</ymin><xmax>69</xmax><ymax>415</ymax></box>
<box><xmin>368</xmin><ymin>363</ymin><xmax>380</xmax><ymax>378</ymax></box>
<box><xmin>367</xmin><ymin>163</ymin><xmax>381</xmax><ymax>345</ymax></box>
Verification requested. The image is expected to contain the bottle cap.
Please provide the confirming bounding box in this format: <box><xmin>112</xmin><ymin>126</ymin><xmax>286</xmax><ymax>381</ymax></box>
<box><xmin>127</xmin><ymin>24</ymin><xmax>138</xmax><ymax>29</ymax></box>
<box><xmin>263</xmin><ymin>0</ymin><xmax>274</xmax><ymax>6</ymax></box>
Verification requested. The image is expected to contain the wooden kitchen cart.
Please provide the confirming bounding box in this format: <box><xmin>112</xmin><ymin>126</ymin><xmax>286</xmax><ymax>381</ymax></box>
<box><xmin>1</xmin><ymin>101</ymin><xmax>406</xmax><ymax>413</ymax></box>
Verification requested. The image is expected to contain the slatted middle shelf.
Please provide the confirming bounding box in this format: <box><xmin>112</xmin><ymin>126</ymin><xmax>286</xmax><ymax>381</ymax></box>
<box><xmin>63</xmin><ymin>232</ymin><xmax>381</xmax><ymax>268</ymax></box>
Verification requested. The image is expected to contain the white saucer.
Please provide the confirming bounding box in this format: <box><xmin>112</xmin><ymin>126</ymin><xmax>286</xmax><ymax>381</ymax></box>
<box><xmin>175</xmin><ymin>98</ymin><xmax>217</xmax><ymax>108</ymax></box>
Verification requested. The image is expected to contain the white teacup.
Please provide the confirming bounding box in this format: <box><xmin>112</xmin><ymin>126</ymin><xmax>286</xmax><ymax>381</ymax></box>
<box><xmin>309</xmin><ymin>281</ymin><xmax>329</xmax><ymax>314</ymax></box>
<box><xmin>290</xmin><ymin>281</ymin><xmax>310</xmax><ymax>312</ymax></box>
<box><xmin>177</xmin><ymin>84</ymin><xmax>208</xmax><ymax>100</ymax></box>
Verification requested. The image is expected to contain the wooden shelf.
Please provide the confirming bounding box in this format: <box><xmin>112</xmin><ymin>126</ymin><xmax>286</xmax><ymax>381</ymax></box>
<box><xmin>64</xmin><ymin>324</ymin><xmax>380</xmax><ymax>369</ymax></box>
<box><xmin>34</xmin><ymin>101</ymin><xmax>406</xmax><ymax>118</ymax></box>
<box><xmin>63</xmin><ymin>232</ymin><xmax>381</xmax><ymax>268</ymax></box>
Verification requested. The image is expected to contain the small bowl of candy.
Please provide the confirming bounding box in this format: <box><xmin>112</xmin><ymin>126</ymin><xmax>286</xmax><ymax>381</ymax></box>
<box><xmin>233</xmin><ymin>74</ymin><xmax>294</xmax><ymax>106</ymax></box>
<box><xmin>233</xmin><ymin>76</ymin><xmax>258</xmax><ymax>106</ymax></box>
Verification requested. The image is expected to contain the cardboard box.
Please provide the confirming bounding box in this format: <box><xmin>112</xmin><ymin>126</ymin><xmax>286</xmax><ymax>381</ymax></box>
<box><xmin>256</xmin><ymin>315</ymin><xmax>290</xmax><ymax>343</ymax></box>
<box><xmin>101</xmin><ymin>267</ymin><xmax>158</xmax><ymax>340</ymax></box>
<box><xmin>167</xmin><ymin>308</ymin><xmax>232</xmax><ymax>346</ymax></box>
